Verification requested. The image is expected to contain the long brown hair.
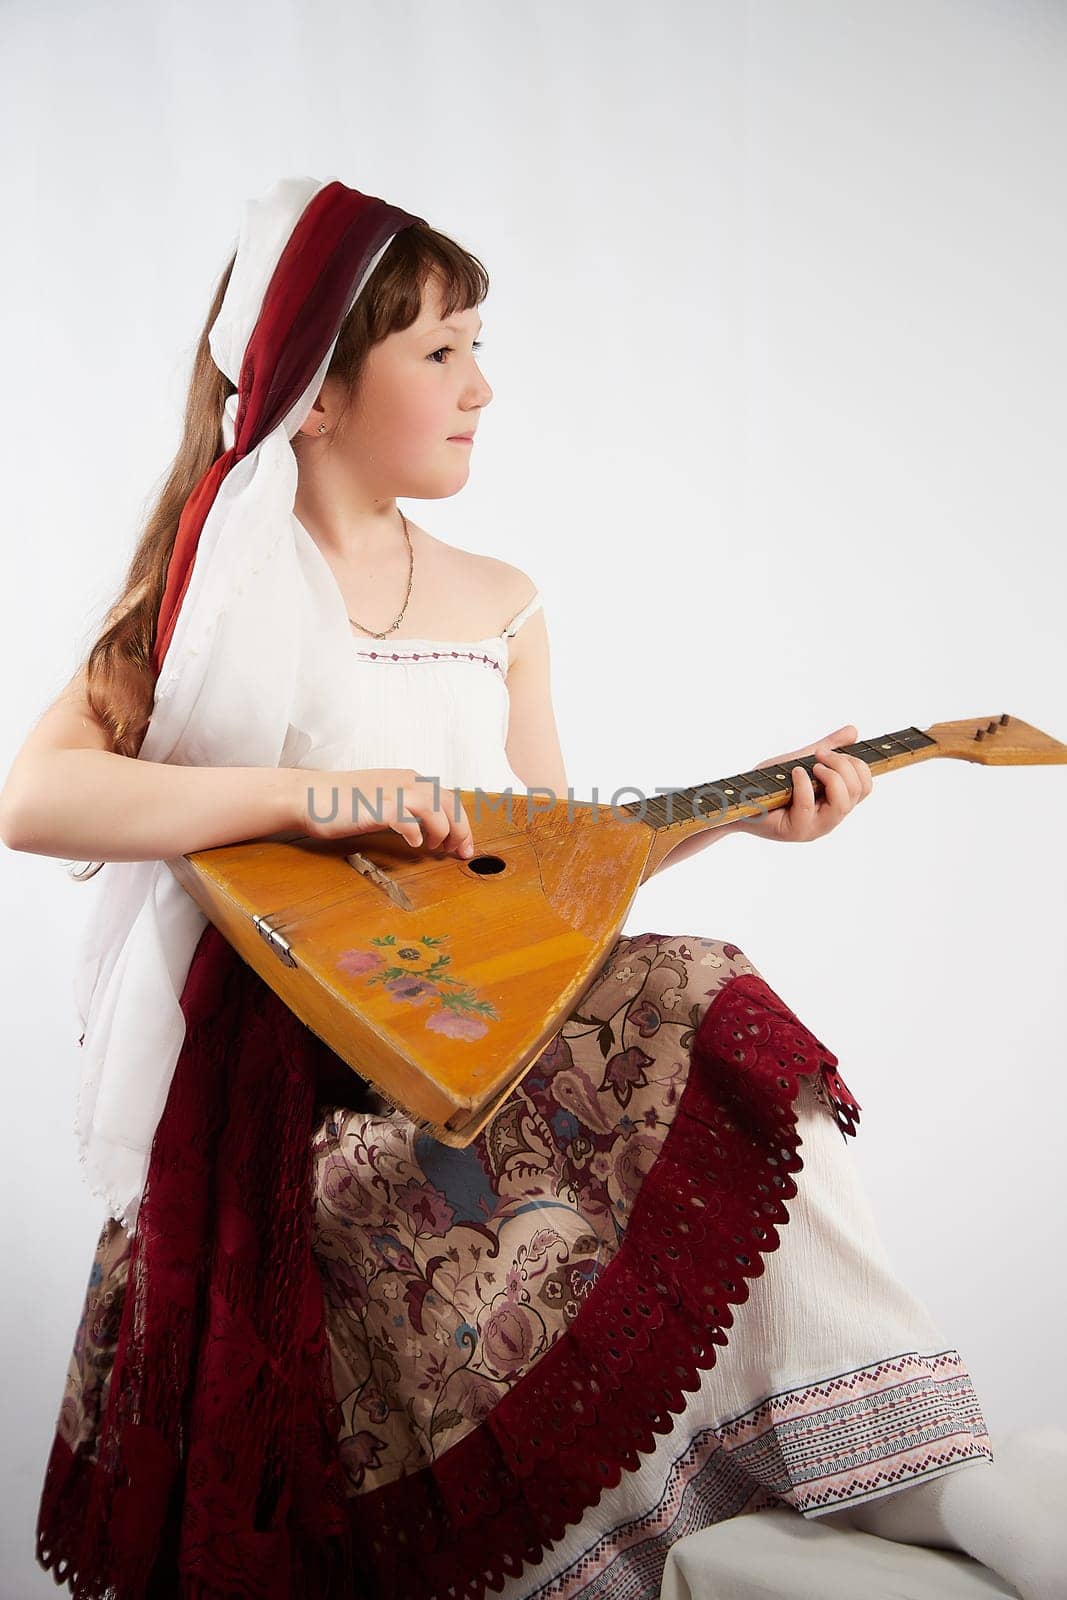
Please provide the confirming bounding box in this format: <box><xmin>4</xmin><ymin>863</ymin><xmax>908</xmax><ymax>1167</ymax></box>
<box><xmin>69</xmin><ymin>218</ymin><xmax>488</xmax><ymax>882</ymax></box>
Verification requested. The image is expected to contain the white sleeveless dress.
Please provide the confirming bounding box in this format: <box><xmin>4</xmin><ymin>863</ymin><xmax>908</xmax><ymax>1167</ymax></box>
<box><xmin>291</xmin><ymin>587</ymin><xmax>543</xmax><ymax>793</ymax></box>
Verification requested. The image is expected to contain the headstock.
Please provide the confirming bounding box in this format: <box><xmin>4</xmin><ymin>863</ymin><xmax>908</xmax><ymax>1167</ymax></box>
<box><xmin>922</xmin><ymin>714</ymin><xmax>1067</xmax><ymax>766</ymax></box>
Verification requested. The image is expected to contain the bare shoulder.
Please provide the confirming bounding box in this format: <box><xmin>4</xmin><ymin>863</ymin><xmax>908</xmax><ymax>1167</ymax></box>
<box><xmin>413</xmin><ymin>525</ymin><xmax>538</xmax><ymax>634</ymax></box>
<box><xmin>484</xmin><ymin>555</ymin><xmax>539</xmax><ymax>627</ymax></box>
<box><xmin>409</xmin><ymin>527</ymin><xmax>567</xmax><ymax>793</ymax></box>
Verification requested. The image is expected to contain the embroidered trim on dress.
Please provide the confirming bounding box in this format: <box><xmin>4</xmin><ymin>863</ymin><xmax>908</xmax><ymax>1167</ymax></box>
<box><xmin>718</xmin><ymin>1347</ymin><xmax>992</xmax><ymax>1514</ymax></box>
<box><xmin>518</xmin><ymin>1428</ymin><xmax>778</xmax><ymax>1600</ymax></box>
<box><xmin>353</xmin><ymin>646</ymin><xmax>507</xmax><ymax>679</ymax></box>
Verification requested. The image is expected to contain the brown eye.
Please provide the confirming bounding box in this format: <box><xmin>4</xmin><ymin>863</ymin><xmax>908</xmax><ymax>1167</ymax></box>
<box><xmin>429</xmin><ymin>341</ymin><xmax>484</xmax><ymax>364</ymax></box>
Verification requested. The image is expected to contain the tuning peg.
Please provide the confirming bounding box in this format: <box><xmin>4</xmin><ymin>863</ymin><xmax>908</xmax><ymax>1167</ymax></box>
<box><xmin>976</xmin><ymin>728</ymin><xmax>985</xmax><ymax>740</ymax></box>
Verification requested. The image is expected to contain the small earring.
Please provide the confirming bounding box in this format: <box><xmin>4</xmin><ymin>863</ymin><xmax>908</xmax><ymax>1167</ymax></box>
<box><xmin>317</xmin><ymin>423</ymin><xmax>327</xmax><ymax>434</ymax></box>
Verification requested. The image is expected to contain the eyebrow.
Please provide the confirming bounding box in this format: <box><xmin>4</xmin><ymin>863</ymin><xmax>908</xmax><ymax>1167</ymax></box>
<box><xmin>438</xmin><ymin>320</ymin><xmax>483</xmax><ymax>335</ymax></box>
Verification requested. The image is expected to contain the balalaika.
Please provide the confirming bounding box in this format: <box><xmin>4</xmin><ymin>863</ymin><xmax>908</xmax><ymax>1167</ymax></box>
<box><xmin>165</xmin><ymin>714</ymin><xmax>1066</xmax><ymax>1145</ymax></box>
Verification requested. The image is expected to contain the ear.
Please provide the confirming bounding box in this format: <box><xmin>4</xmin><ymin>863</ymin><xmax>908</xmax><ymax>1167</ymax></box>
<box><xmin>296</xmin><ymin>394</ymin><xmax>328</xmax><ymax>438</ymax></box>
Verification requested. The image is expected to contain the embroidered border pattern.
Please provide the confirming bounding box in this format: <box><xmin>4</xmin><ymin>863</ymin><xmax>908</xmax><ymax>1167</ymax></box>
<box><xmin>716</xmin><ymin>1347</ymin><xmax>993</xmax><ymax>1513</ymax></box>
<box><xmin>515</xmin><ymin>1429</ymin><xmax>776</xmax><ymax>1599</ymax></box>
<box><xmin>354</xmin><ymin>646</ymin><xmax>507</xmax><ymax>679</ymax></box>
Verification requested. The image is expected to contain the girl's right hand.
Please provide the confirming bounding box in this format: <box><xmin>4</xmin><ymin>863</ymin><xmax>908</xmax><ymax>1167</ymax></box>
<box><xmin>296</xmin><ymin>767</ymin><xmax>475</xmax><ymax>859</ymax></box>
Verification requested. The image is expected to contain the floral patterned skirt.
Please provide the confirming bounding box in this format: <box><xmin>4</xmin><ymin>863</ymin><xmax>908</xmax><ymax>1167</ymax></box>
<box><xmin>39</xmin><ymin>931</ymin><xmax>993</xmax><ymax>1600</ymax></box>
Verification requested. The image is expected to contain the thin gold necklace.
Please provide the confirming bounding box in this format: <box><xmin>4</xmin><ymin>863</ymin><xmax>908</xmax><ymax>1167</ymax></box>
<box><xmin>345</xmin><ymin>508</ymin><xmax>414</xmax><ymax>639</ymax></box>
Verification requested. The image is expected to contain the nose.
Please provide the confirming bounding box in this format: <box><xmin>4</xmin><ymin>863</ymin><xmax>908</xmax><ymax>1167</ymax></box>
<box><xmin>467</xmin><ymin>370</ymin><xmax>492</xmax><ymax>409</ymax></box>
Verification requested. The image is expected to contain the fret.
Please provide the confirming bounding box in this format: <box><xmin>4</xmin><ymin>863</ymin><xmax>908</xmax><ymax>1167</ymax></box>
<box><xmin>863</xmin><ymin>731</ymin><xmax>920</xmax><ymax>761</ymax></box>
<box><xmin>695</xmin><ymin>785</ymin><xmax>739</xmax><ymax>819</ymax></box>
<box><xmin>715</xmin><ymin>777</ymin><xmax>750</xmax><ymax>804</ymax></box>
<box><xmin>622</xmin><ymin>790</ymin><xmax>681</xmax><ymax>823</ymax></box>
<box><xmin>866</xmin><ymin>735</ymin><xmax>911</xmax><ymax>759</ymax></box>
<box><xmin>889</xmin><ymin>727</ymin><xmax>935</xmax><ymax>751</ymax></box>
<box><xmin>754</xmin><ymin>769</ymin><xmax>791</xmax><ymax>792</ymax></box>
<box><xmin>735</xmin><ymin>769</ymin><xmax>782</xmax><ymax>798</ymax></box>
<box><xmin>645</xmin><ymin>795</ymin><xmax>671</xmax><ymax>827</ymax></box>
<box><xmin>847</xmin><ymin>741</ymin><xmax>887</xmax><ymax>766</ymax></box>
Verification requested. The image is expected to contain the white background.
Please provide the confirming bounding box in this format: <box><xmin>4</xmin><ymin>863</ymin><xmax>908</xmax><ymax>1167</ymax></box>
<box><xmin>1</xmin><ymin>1</ymin><xmax>1064</xmax><ymax>1589</ymax></box>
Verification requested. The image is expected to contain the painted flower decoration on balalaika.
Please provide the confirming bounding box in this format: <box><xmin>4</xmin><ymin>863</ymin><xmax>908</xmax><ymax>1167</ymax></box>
<box><xmin>337</xmin><ymin>933</ymin><xmax>501</xmax><ymax>1041</ymax></box>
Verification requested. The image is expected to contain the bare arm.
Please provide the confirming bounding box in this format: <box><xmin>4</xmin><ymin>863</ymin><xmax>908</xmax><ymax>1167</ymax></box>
<box><xmin>0</xmin><ymin>666</ymin><xmax>300</xmax><ymax>862</ymax></box>
<box><xmin>503</xmin><ymin>600</ymin><xmax>570</xmax><ymax>798</ymax></box>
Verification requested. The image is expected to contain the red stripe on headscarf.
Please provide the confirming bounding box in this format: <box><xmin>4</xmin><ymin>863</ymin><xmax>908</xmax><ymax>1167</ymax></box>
<box><xmin>151</xmin><ymin>182</ymin><xmax>422</xmax><ymax>675</ymax></box>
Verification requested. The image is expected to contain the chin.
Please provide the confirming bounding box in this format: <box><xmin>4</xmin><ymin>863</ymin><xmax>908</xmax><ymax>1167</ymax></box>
<box><xmin>400</xmin><ymin>468</ymin><xmax>472</xmax><ymax>501</ymax></box>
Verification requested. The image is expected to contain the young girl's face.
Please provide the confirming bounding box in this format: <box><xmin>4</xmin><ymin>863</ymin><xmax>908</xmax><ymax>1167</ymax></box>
<box><xmin>314</xmin><ymin>272</ymin><xmax>491</xmax><ymax>501</ymax></box>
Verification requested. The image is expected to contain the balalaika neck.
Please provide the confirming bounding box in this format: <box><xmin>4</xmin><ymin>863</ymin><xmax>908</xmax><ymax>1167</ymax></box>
<box><xmin>620</xmin><ymin>724</ymin><xmax>942</xmax><ymax>834</ymax></box>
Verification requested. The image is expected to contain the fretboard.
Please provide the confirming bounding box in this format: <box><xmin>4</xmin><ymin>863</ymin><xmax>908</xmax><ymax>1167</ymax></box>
<box><xmin>618</xmin><ymin>725</ymin><xmax>940</xmax><ymax>830</ymax></box>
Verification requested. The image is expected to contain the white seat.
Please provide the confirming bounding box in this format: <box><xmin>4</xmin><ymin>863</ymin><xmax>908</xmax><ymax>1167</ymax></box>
<box><xmin>658</xmin><ymin>1504</ymin><xmax>1020</xmax><ymax>1599</ymax></box>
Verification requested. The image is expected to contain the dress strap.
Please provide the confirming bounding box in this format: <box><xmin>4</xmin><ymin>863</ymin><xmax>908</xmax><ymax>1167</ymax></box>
<box><xmin>501</xmin><ymin>588</ymin><xmax>543</xmax><ymax>639</ymax></box>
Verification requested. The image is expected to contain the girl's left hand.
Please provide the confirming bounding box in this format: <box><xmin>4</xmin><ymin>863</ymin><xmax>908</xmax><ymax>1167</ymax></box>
<box><xmin>736</xmin><ymin>724</ymin><xmax>873</xmax><ymax>843</ymax></box>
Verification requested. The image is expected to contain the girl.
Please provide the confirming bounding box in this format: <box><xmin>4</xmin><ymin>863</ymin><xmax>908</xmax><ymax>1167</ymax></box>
<box><xmin>3</xmin><ymin>177</ymin><xmax>1060</xmax><ymax>1600</ymax></box>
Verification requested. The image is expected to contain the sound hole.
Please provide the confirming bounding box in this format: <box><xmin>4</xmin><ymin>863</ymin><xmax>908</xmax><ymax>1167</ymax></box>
<box><xmin>466</xmin><ymin>854</ymin><xmax>506</xmax><ymax>876</ymax></box>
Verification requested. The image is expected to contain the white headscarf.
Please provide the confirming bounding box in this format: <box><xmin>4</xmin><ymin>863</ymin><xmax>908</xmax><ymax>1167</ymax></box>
<box><xmin>72</xmin><ymin>176</ymin><xmax>421</xmax><ymax>1234</ymax></box>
